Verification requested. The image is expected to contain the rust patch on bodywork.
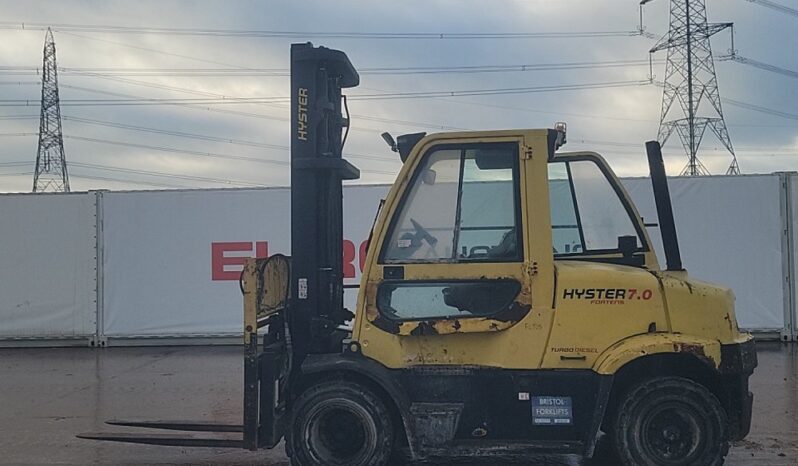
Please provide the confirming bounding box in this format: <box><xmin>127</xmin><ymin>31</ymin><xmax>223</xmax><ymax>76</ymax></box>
<box><xmin>364</xmin><ymin>283</ymin><xmax>380</xmax><ymax>320</ymax></box>
<box><xmin>372</xmin><ymin>315</ymin><xmax>401</xmax><ymax>334</ymax></box>
<box><xmin>673</xmin><ymin>342</ymin><xmax>705</xmax><ymax>356</ymax></box>
<box><xmin>493</xmin><ymin>301</ymin><xmax>531</xmax><ymax>323</ymax></box>
<box><xmin>410</xmin><ymin>321</ymin><xmax>439</xmax><ymax>336</ymax></box>
<box><xmin>672</xmin><ymin>342</ymin><xmax>716</xmax><ymax>366</ymax></box>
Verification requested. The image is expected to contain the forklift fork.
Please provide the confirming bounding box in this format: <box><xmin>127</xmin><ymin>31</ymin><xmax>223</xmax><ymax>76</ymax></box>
<box><xmin>78</xmin><ymin>258</ymin><xmax>289</xmax><ymax>450</ymax></box>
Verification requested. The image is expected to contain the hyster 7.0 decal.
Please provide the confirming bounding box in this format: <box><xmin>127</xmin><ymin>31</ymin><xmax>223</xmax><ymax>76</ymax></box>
<box><xmin>562</xmin><ymin>288</ymin><xmax>654</xmax><ymax>305</ymax></box>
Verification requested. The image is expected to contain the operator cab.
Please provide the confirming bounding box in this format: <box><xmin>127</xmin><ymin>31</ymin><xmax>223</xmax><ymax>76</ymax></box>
<box><xmin>379</xmin><ymin>124</ymin><xmax>652</xmax><ymax>270</ymax></box>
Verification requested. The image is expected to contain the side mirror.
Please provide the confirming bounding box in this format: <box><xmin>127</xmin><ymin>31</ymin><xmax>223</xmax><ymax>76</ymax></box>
<box><xmin>618</xmin><ymin>235</ymin><xmax>638</xmax><ymax>258</ymax></box>
<box><xmin>381</xmin><ymin>132</ymin><xmax>398</xmax><ymax>152</ymax></box>
<box><xmin>421</xmin><ymin>169</ymin><xmax>437</xmax><ymax>185</ymax></box>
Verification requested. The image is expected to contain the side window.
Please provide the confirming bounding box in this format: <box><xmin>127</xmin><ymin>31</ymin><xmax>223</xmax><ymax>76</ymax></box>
<box><xmin>548</xmin><ymin>159</ymin><xmax>643</xmax><ymax>256</ymax></box>
<box><xmin>382</xmin><ymin>143</ymin><xmax>521</xmax><ymax>263</ymax></box>
<box><xmin>377</xmin><ymin>280</ymin><xmax>521</xmax><ymax>321</ymax></box>
<box><xmin>548</xmin><ymin>163</ymin><xmax>583</xmax><ymax>254</ymax></box>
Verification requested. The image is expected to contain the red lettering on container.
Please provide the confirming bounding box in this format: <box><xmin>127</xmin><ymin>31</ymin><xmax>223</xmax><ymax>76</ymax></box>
<box><xmin>212</xmin><ymin>242</ymin><xmax>252</xmax><ymax>281</ymax></box>
<box><xmin>343</xmin><ymin>240</ymin><xmax>356</xmax><ymax>278</ymax></box>
<box><xmin>211</xmin><ymin>241</ymin><xmax>269</xmax><ymax>281</ymax></box>
<box><xmin>359</xmin><ymin>240</ymin><xmax>368</xmax><ymax>272</ymax></box>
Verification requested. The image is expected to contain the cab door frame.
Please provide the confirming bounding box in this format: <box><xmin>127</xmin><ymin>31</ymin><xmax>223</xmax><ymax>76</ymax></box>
<box><xmin>352</xmin><ymin>129</ymin><xmax>556</xmax><ymax>370</ymax></box>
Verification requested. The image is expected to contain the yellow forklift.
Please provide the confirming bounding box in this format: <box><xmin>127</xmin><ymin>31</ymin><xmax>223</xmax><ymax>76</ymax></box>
<box><xmin>81</xmin><ymin>43</ymin><xmax>756</xmax><ymax>466</ymax></box>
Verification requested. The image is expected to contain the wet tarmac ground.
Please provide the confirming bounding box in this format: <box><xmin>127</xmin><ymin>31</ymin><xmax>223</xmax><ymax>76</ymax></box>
<box><xmin>0</xmin><ymin>342</ymin><xmax>795</xmax><ymax>465</ymax></box>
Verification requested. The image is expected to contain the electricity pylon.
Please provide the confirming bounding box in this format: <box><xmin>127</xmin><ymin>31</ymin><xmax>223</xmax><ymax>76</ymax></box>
<box><xmin>33</xmin><ymin>28</ymin><xmax>70</xmax><ymax>192</ymax></box>
<box><xmin>647</xmin><ymin>0</ymin><xmax>739</xmax><ymax>175</ymax></box>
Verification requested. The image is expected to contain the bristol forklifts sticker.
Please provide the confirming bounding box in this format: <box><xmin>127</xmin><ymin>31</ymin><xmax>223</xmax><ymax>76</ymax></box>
<box><xmin>532</xmin><ymin>396</ymin><xmax>572</xmax><ymax>425</ymax></box>
<box><xmin>298</xmin><ymin>278</ymin><xmax>308</xmax><ymax>299</ymax></box>
<box><xmin>561</xmin><ymin>288</ymin><xmax>654</xmax><ymax>305</ymax></box>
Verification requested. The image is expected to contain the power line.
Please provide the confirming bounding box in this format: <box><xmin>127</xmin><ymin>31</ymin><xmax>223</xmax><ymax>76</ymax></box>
<box><xmin>723</xmin><ymin>54</ymin><xmax>798</xmax><ymax>80</ymax></box>
<box><xmin>70</xmin><ymin>161</ymin><xmax>264</xmax><ymax>186</ymax></box>
<box><xmin>65</xmin><ymin>71</ymin><xmax>252</xmax><ymax>98</ymax></box>
<box><xmin>61</xmin><ymin>115</ymin><xmax>400</xmax><ymax>164</ymax></box>
<box><xmin>0</xmin><ymin>161</ymin><xmax>32</xmax><ymax>167</ymax></box>
<box><xmin>0</xmin><ymin>96</ymin><xmax>290</xmax><ymax>106</ymax></box>
<box><xmin>55</xmin><ymin>82</ymin><xmax>296</xmax><ymax>124</ymax></box>
<box><xmin>30</xmin><ymin>30</ymin><xmax>658</xmax><ymax>129</ymax></box>
<box><xmin>0</xmin><ymin>21</ymin><xmax>645</xmax><ymax>39</ymax></box>
<box><xmin>0</xmin><ymin>59</ymin><xmax>664</xmax><ymax>77</ymax></box>
<box><xmin>47</xmin><ymin>30</ymin><xmax>655</xmax><ymax>129</ymax></box>
<box><xmin>62</xmin><ymin>115</ymin><xmax>289</xmax><ymax>149</ymax></box>
<box><xmin>351</xmin><ymin>114</ymin><xmax>466</xmax><ymax>131</ymax></box>
<box><xmin>4</xmin><ymin>77</ymin><xmax>461</xmax><ymax>139</ymax></box>
<box><xmin>63</xmin><ymin>135</ymin><xmax>399</xmax><ymax>175</ymax></box>
<box><xmin>0</xmin><ymin>115</ymin><xmax>39</xmax><ymax>120</ymax></box>
<box><xmin>64</xmin><ymin>134</ymin><xmax>289</xmax><ymax>166</ymax></box>
<box><xmin>63</xmin><ymin>69</ymin><xmax>639</xmax><ymax>129</ymax></box>
<box><xmin>0</xmin><ymin>80</ymin><xmax>651</xmax><ymax>106</ymax></box>
<box><xmin>69</xmin><ymin>172</ymin><xmax>186</xmax><ymax>188</ymax></box>
<box><xmin>723</xmin><ymin>98</ymin><xmax>798</xmax><ymax>121</ymax></box>
<box><xmin>58</xmin><ymin>81</ymin><xmax>401</xmax><ymax>135</ymax></box>
<box><xmin>57</xmin><ymin>74</ymin><xmax>471</xmax><ymax>131</ymax></box>
<box><xmin>61</xmin><ymin>31</ymin><xmax>255</xmax><ymax>69</ymax></box>
<box><xmin>745</xmin><ymin>0</ymin><xmax>798</xmax><ymax>17</ymax></box>
<box><xmin>350</xmin><ymin>80</ymin><xmax>651</xmax><ymax>100</ymax></box>
<box><xmin>45</xmin><ymin>28</ymin><xmax>796</xmax><ymax>130</ymax></box>
<box><xmin>59</xmin><ymin>74</ymin><xmax>467</xmax><ymax>131</ymax></box>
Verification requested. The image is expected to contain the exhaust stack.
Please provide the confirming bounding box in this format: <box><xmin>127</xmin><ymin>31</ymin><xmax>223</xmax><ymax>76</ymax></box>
<box><xmin>646</xmin><ymin>140</ymin><xmax>683</xmax><ymax>271</ymax></box>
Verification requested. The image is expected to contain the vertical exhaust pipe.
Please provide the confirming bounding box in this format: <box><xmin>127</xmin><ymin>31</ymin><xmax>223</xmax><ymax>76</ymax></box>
<box><xmin>646</xmin><ymin>141</ymin><xmax>684</xmax><ymax>271</ymax></box>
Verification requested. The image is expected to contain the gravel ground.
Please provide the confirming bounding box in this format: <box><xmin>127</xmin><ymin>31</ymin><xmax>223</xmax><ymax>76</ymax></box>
<box><xmin>0</xmin><ymin>341</ymin><xmax>795</xmax><ymax>465</ymax></box>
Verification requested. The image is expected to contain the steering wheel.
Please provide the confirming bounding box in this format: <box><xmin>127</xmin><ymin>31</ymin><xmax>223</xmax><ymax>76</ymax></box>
<box><xmin>410</xmin><ymin>218</ymin><xmax>438</xmax><ymax>247</ymax></box>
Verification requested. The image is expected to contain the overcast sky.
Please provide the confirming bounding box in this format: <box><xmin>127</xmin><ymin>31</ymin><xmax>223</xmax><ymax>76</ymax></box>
<box><xmin>0</xmin><ymin>0</ymin><xmax>795</xmax><ymax>192</ymax></box>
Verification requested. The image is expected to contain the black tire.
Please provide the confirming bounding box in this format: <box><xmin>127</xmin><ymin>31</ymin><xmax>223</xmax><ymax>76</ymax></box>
<box><xmin>287</xmin><ymin>380</ymin><xmax>394</xmax><ymax>466</ymax></box>
<box><xmin>612</xmin><ymin>376</ymin><xmax>729</xmax><ymax>466</ymax></box>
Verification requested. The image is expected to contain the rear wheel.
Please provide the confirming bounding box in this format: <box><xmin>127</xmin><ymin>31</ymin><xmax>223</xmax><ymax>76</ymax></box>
<box><xmin>612</xmin><ymin>376</ymin><xmax>729</xmax><ymax>466</ymax></box>
<box><xmin>287</xmin><ymin>380</ymin><xmax>394</xmax><ymax>466</ymax></box>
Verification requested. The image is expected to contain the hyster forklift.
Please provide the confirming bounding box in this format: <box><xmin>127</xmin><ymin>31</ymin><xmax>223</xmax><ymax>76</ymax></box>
<box><xmin>81</xmin><ymin>44</ymin><xmax>756</xmax><ymax>465</ymax></box>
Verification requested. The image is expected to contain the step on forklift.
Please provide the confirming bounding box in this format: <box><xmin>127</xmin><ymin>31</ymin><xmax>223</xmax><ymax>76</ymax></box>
<box><xmin>80</xmin><ymin>43</ymin><xmax>756</xmax><ymax>466</ymax></box>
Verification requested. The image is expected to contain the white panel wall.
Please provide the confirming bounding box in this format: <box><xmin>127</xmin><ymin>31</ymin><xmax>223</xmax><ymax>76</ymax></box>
<box><xmin>789</xmin><ymin>174</ymin><xmax>798</xmax><ymax>340</ymax></box>
<box><xmin>100</xmin><ymin>185</ymin><xmax>390</xmax><ymax>338</ymax></box>
<box><xmin>342</xmin><ymin>185</ymin><xmax>390</xmax><ymax>309</ymax></box>
<box><xmin>101</xmin><ymin>188</ymin><xmax>291</xmax><ymax>337</ymax></box>
<box><xmin>0</xmin><ymin>192</ymin><xmax>97</xmax><ymax>340</ymax></box>
<box><xmin>622</xmin><ymin>175</ymin><xmax>785</xmax><ymax>331</ymax></box>
<box><xmin>1</xmin><ymin>174</ymin><xmax>792</xmax><ymax>343</ymax></box>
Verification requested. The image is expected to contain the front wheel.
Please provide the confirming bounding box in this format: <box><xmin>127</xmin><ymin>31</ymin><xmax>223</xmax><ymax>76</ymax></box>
<box><xmin>287</xmin><ymin>380</ymin><xmax>394</xmax><ymax>466</ymax></box>
<box><xmin>612</xmin><ymin>376</ymin><xmax>729</xmax><ymax>466</ymax></box>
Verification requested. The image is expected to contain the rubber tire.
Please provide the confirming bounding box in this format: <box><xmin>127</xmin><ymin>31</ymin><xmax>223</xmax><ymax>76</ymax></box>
<box><xmin>611</xmin><ymin>376</ymin><xmax>729</xmax><ymax>466</ymax></box>
<box><xmin>287</xmin><ymin>380</ymin><xmax>394</xmax><ymax>466</ymax></box>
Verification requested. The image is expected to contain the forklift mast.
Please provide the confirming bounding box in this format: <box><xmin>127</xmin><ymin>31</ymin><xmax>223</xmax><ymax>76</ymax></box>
<box><xmin>76</xmin><ymin>43</ymin><xmax>363</xmax><ymax>452</ymax></box>
<box><xmin>289</xmin><ymin>43</ymin><xmax>360</xmax><ymax>358</ymax></box>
